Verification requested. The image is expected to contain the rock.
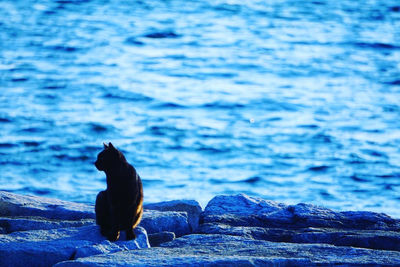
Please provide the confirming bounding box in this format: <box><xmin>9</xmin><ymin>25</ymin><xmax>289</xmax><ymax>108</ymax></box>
<box><xmin>1</xmin><ymin>240</ymin><xmax>86</xmax><ymax>267</ymax></box>
<box><xmin>2</xmin><ymin>191</ymin><xmax>400</xmax><ymax>266</ymax></box>
<box><xmin>201</xmin><ymin>194</ymin><xmax>290</xmax><ymax>227</ymax></box>
<box><xmin>340</xmin><ymin>210</ymin><xmax>399</xmax><ymax>230</ymax></box>
<box><xmin>0</xmin><ymin>225</ymin><xmax>149</xmax><ymax>267</ymax></box>
<box><xmin>288</xmin><ymin>203</ymin><xmax>400</xmax><ymax>230</ymax></box>
<box><xmin>145</xmin><ymin>199</ymin><xmax>202</xmax><ymax>231</ymax></box>
<box><xmin>199</xmin><ymin>194</ymin><xmax>400</xmax><ymax>252</ymax></box>
<box><xmin>198</xmin><ymin>223</ymin><xmax>400</xmax><ymax>252</ymax></box>
<box><xmin>55</xmin><ymin>234</ymin><xmax>400</xmax><ymax>266</ymax></box>
<box><xmin>202</xmin><ymin>194</ymin><xmax>400</xmax><ymax>230</ymax></box>
<box><xmin>0</xmin><ymin>191</ymin><xmax>95</xmax><ymax>220</ymax></box>
<box><xmin>0</xmin><ymin>191</ymin><xmax>191</xmax><ymax>237</ymax></box>
<box><xmin>203</xmin><ymin>194</ymin><xmax>286</xmax><ymax>217</ymax></box>
<box><xmin>0</xmin><ymin>216</ymin><xmax>95</xmax><ymax>233</ymax></box>
<box><xmin>139</xmin><ymin>210</ymin><xmax>190</xmax><ymax>237</ymax></box>
<box><xmin>148</xmin><ymin>231</ymin><xmax>175</xmax><ymax>247</ymax></box>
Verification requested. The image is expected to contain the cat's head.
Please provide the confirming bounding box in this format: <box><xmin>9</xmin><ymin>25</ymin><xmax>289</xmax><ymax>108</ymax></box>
<box><xmin>95</xmin><ymin>142</ymin><xmax>126</xmax><ymax>171</ymax></box>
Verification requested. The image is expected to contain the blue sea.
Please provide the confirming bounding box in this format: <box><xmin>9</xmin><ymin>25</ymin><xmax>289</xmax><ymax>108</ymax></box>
<box><xmin>1</xmin><ymin>0</ymin><xmax>400</xmax><ymax>217</ymax></box>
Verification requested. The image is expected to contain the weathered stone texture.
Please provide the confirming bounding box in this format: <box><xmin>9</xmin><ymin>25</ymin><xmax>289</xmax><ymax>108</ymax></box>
<box><xmin>1</xmin><ymin>191</ymin><xmax>400</xmax><ymax>267</ymax></box>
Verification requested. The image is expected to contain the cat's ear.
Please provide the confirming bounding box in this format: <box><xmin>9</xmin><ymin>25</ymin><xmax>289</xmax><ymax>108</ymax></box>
<box><xmin>103</xmin><ymin>142</ymin><xmax>109</xmax><ymax>149</ymax></box>
<box><xmin>108</xmin><ymin>142</ymin><xmax>115</xmax><ymax>150</ymax></box>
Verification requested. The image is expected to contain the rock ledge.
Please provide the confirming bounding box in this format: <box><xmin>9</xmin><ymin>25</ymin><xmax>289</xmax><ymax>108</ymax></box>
<box><xmin>1</xmin><ymin>191</ymin><xmax>399</xmax><ymax>266</ymax></box>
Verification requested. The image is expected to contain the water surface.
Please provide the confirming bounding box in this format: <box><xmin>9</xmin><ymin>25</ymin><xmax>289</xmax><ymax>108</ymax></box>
<box><xmin>1</xmin><ymin>0</ymin><xmax>400</xmax><ymax>217</ymax></box>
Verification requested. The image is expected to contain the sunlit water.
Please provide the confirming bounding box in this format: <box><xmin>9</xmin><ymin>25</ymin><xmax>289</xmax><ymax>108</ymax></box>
<box><xmin>1</xmin><ymin>0</ymin><xmax>400</xmax><ymax>217</ymax></box>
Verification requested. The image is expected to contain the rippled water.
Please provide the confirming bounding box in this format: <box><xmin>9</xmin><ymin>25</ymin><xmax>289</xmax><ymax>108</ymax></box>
<box><xmin>1</xmin><ymin>0</ymin><xmax>400</xmax><ymax>217</ymax></box>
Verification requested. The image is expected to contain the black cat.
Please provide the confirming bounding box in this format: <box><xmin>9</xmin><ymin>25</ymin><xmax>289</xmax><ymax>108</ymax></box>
<box><xmin>95</xmin><ymin>142</ymin><xmax>143</xmax><ymax>241</ymax></box>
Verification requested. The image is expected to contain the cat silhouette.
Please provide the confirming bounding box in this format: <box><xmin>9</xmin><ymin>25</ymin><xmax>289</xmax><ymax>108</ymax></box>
<box><xmin>95</xmin><ymin>142</ymin><xmax>143</xmax><ymax>241</ymax></box>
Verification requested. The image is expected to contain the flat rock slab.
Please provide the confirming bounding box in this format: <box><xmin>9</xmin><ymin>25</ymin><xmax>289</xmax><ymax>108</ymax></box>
<box><xmin>0</xmin><ymin>191</ymin><xmax>194</xmax><ymax>266</ymax></box>
<box><xmin>0</xmin><ymin>191</ymin><xmax>95</xmax><ymax>220</ymax></box>
<box><xmin>0</xmin><ymin>216</ymin><xmax>95</xmax><ymax>233</ymax></box>
<box><xmin>139</xmin><ymin>210</ymin><xmax>190</xmax><ymax>237</ymax></box>
<box><xmin>200</xmin><ymin>194</ymin><xmax>400</xmax><ymax>252</ymax></box>
<box><xmin>201</xmin><ymin>194</ymin><xmax>400</xmax><ymax>231</ymax></box>
<box><xmin>0</xmin><ymin>191</ymin><xmax>192</xmax><ymax>238</ymax></box>
<box><xmin>198</xmin><ymin>223</ymin><xmax>400</xmax><ymax>252</ymax></box>
<box><xmin>2</xmin><ymin>191</ymin><xmax>400</xmax><ymax>266</ymax></box>
<box><xmin>145</xmin><ymin>199</ymin><xmax>202</xmax><ymax>231</ymax></box>
<box><xmin>0</xmin><ymin>225</ymin><xmax>149</xmax><ymax>267</ymax></box>
<box><xmin>56</xmin><ymin>234</ymin><xmax>400</xmax><ymax>266</ymax></box>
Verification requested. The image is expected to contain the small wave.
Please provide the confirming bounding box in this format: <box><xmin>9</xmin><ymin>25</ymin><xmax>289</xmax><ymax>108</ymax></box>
<box><xmin>54</xmin><ymin>153</ymin><xmax>91</xmax><ymax>162</ymax></box>
<box><xmin>165</xmin><ymin>54</ymin><xmax>187</xmax><ymax>60</ymax></box>
<box><xmin>46</xmin><ymin>45</ymin><xmax>81</xmax><ymax>53</ymax></box>
<box><xmin>377</xmin><ymin>173</ymin><xmax>400</xmax><ymax>179</ymax></box>
<box><xmin>391</xmin><ymin>6</ymin><xmax>400</xmax><ymax>12</ymax></box>
<box><xmin>298</xmin><ymin>124</ymin><xmax>319</xmax><ymax>129</ymax></box>
<box><xmin>55</xmin><ymin>0</ymin><xmax>92</xmax><ymax>4</ymax></box>
<box><xmin>350</xmin><ymin>174</ymin><xmax>370</xmax><ymax>182</ymax></box>
<box><xmin>21</xmin><ymin>141</ymin><xmax>43</xmax><ymax>147</ymax></box>
<box><xmin>213</xmin><ymin>3</ymin><xmax>242</xmax><ymax>14</ymax></box>
<box><xmin>200</xmin><ymin>102</ymin><xmax>246</xmax><ymax>109</ymax></box>
<box><xmin>196</xmin><ymin>146</ymin><xmax>231</xmax><ymax>154</ymax></box>
<box><xmin>148</xmin><ymin>125</ymin><xmax>184</xmax><ymax>137</ymax></box>
<box><xmin>35</xmin><ymin>189</ymin><xmax>53</xmax><ymax>195</ymax></box>
<box><xmin>152</xmin><ymin>102</ymin><xmax>187</xmax><ymax>109</ymax></box>
<box><xmin>11</xmin><ymin>77</ymin><xmax>29</xmax><ymax>82</ymax></box>
<box><xmin>0</xmin><ymin>143</ymin><xmax>17</xmax><ymax>148</ymax></box>
<box><xmin>0</xmin><ymin>117</ymin><xmax>12</xmax><ymax>123</ymax></box>
<box><xmin>196</xmin><ymin>72</ymin><xmax>237</xmax><ymax>79</ymax></box>
<box><xmin>41</xmin><ymin>81</ymin><xmax>67</xmax><ymax>90</ymax></box>
<box><xmin>319</xmin><ymin>190</ymin><xmax>334</xmax><ymax>200</ymax></box>
<box><xmin>209</xmin><ymin>178</ymin><xmax>224</xmax><ymax>184</ymax></box>
<box><xmin>125</xmin><ymin>37</ymin><xmax>145</xmax><ymax>46</ymax></box>
<box><xmin>360</xmin><ymin>149</ymin><xmax>388</xmax><ymax>159</ymax></box>
<box><xmin>103</xmin><ymin>92</ymin><xmax>153</xmax><ymax>102</ymax></box>
<box><xmin>352</xmin><ymin>42</ymin><xmax>400</xmax><ymax>50</ymax></box>
<box><xmin>19</xmin><ymin>127</ymin><xmax>46</xmax><ymax>133</ymax></box>
<box><xmin>311</xmin><ymin>133</ymin><xmax>333</xmax><ymax>144</ymax></box>
<box><xmin>142</xmin><ymin>179</ymin><xmax>165</xmax><ymax>186</ymax></box>
<box><xmin>144</xmin><ymin>31</ymin><xmax>181</xmax><ymax>39</ymax></box>
<box><xmin>88</xmin><ymin>123</ymin><xmax>110</xmax><ymax>133</ymax></box>
<box><xmin>308</xmin><ymin>165</ymin><xmax>330</xmax><ymax>172</ymax></box>
<box><xmin>167</xmin><ymin>184</ymin><xmax>186</xmax><ymax>189</ymax></box>
<box><xmin>210</xmin><ymin>176</ymin><xmax>263</xmax><ymax>185</ymax></box>
<box><xmin>241</xmin><ymin>176</ymin><xmax>263</xmax><ymax>184</ymax></box>
<box><xmin>0</xmin><ymin>159</ymin><xmax>24</xmax><ymax>166</ymax></box>
<box><xmin>348</xmin><ymin>153</ymin><xmax>365</xmax><ymax>164</ymax></box>
<box><xmin>384</xmin><ymin>79</ymin><xmax>400</xmax><ymax>86</ymax></box>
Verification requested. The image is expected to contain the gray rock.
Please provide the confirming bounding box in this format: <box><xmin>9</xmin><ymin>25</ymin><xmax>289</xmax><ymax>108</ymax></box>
<box><xmin>203</xmin><ymin>194</ymin><xmax>286</xmax><ymax>217</ymax></box>
<box><xmin>0</xmin><ymin>191</ymin><xmax>191</xmax><ymax>237</ymax></box>
<box><xmin>0</xmin><ymin>191</ymin><xmax>95</xmax><ymax>220</ymax></box>
<box><xmin>148</xmin><ymin>231</ymin><xmax>175</xmax><ymax>247</ymax></box>
<box><xmin>2</xmin><ymin>191</ymin><xmax>400</xmax><ymax>266</ymax></box>
<box><xmin>198</xmin><ymin>223</ymin><xmax>400</xmax><ymax>252</ymax></box>
<box><xmin>0</xmin><ymin>216</ymin><xmax>95</xmax><ymax>233</ymax></box>
<box><xmin>199</xmin><ymin>194</ymin><xmax>400</xmax><ymax>252</ymax></box>
<box><xmin>202</xmin><ymin>194</ymin><xmax>400</xmax><ymax>230</ymax></box>
<box><xmin>287</xmin><ymin>203</ymin><xmax>400</xmax><ymax>230</ymax></box>
<box><xmin>201</xmin><ymin>194</ymin><xmax>290</xmax><ymax>227</ymax></box>
<box><xmin>140</xmin><ymin>210</ymin><xmax>190</xmax><ymax>237</ymax></box>
<box><xmin>339</xmin><ymin>210</ymin><xmax>399</xmax><ymax>230</ymax></box>
<box><xmin>0</xmin><ymin>225</ymin><xmax>149</xmax><ymax>267</ymax></box>
<box><xmin>145</xmin><ymin>199</ymin><xmax>202</xmax><ymax>231</ymax></box>
<box><xmin>55</xmin><ymin>234</ymin><xmax>400</xmax><ymax>266</ymax></box>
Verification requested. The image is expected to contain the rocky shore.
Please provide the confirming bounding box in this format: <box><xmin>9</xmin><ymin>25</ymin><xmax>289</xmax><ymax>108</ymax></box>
<box><xmin>0</xmin><ymin>191</ymin><xmax>399</xmax><ymax>266</ymax></box>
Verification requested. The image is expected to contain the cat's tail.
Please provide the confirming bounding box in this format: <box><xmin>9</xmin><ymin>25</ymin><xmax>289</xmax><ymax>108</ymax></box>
<box><xmin>132</xmin><ymin>174</ymin><xmax>144</xmax><ymax>229</ymax></box>
<box><xmin>132</xmin><ymin>204</ymin><xmax>143</xmax><ymax>229</ymax></box>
